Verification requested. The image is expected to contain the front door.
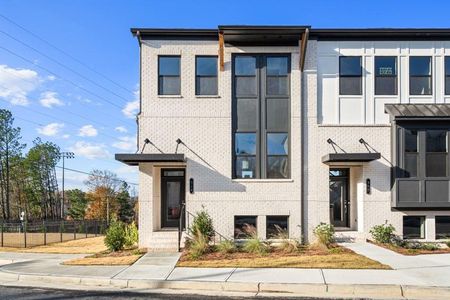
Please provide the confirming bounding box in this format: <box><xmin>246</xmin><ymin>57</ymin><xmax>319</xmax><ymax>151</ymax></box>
<box><xmin>329</xmin><ymin>168</ymin><xmax>350</xmax><ymax>228</ymax></box>
<box><xmin>161</xmin><ymin>169</ymin><xmax>185</xmax><ymax>228</ymax></box>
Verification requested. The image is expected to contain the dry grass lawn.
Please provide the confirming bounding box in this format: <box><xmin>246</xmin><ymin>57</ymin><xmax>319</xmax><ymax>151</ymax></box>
<box><xmin>0</xmin><ymin>236</ymin><xmax>106</xmax><ymax>254</ymax></box>
<box><xmin>178</xmin><ymin>245</ymin><xmax>390</xmax><ymax>269</ymax></box>
<box><xmin>63</xmin><ymin>248</ymin><xmax>145</xmax><ymax>266</ymax></box>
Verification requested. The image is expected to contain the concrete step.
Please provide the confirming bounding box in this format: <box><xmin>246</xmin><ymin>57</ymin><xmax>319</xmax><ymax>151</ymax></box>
<box><xmin>334</xmin><ymin>231</ymin><xmax>366</xmax><ymax>243</ymax></box>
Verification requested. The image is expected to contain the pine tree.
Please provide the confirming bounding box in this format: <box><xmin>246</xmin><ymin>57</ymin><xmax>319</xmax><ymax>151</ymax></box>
<box><xmin>66</xmin><ymin>189</ymin><xmax>88</xmax><ymax>220</ymax></box>
<box><xmin>116</xmin><ymin>182</ymin><xmax>134</xmax><ymax>223</ymax></box>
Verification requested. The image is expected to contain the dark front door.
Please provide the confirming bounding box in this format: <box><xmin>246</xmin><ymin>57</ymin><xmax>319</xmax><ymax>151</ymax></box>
<box><xmin>329</xmin><ymin>168</ymin><xmax>350</xmax><ymax>228</ymax></box>
<box><xmin>161</xmin><ymin>169</ymin><xmax>185</xmax><ymax>228</ymax></box>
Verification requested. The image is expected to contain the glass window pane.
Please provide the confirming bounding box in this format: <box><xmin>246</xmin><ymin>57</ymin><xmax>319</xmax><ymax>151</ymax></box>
<box><xmin>375</xmin><ymin>57</ymin><xmax>397</xmax><ymax>76</ymax></box>
<box><xmin>410</xmin><ymin>57</ymin><xmax>431</xmax><ymax>76</ymax></box>
<box><xmin>404</xmin><ymin>153</ymin><xmax>418</xmax><ymax>178</ymax></box>
<box><xmin>375</xmin><ymin>77</ymin><xmax>397</xmax><ymax>95</ymax></box>
<box><xmin>235</xmin><ymin>56</ymin><xmax>256</xmax><ymax>76</ymax></box>
<box><xmin>267</xmin><ymin>156</ymin><xmax>288</xmax><ymax>178</ymax></box>
<box><xmin>235</xmin><ymin>133</ymin><xmax>256</xmax><ymax>155</ymax></box>
<box><xmin>426</xmin><ymin>153</ymin><xmax>447</xmax><ymax>177</ymax></box>
<box><xmin>267</xmin><ymin>76</ymin><xmax>288</xmax><ymax>95</ymax></box>
<box><xmin>267</xmin><ymin>57</ymin><xmax>288</xmax><ymax>76</ymax></box>
<box><xmin>405</xmin><ymin>129</ymin><xmax>418</xmax><ymax>152</ymax></box>
<box><xmin>426</xmin><ymin>130</ymin><xmax>447</xmax><ymax>152</ymax></box>
<box><xmin>235</xmin><ymin>156</ymin><xmax>256</xmax><ymax>179</ymax></box>
<box><xmin>159</xmin><ymin>56</ymin><xmax>180</xmax><ymax>76</ymax></box>
<box><xmin>403</xmin><ymin>216</ymin><xmax>425</xmax><ymax>239</ymax></box>
<box><xmin>266</xmin><ymin>216</ymin><xmax>288</xmax><ymax>239</ymax></box>
<box><xmin>236</xmin><ymin>76</ymin><xmax>256</xmax><ymax>95</ymax></box>
<box><xmin>196</xmin><ymin>77</ymin><xmax>217</xmax><ymax>95</ymax></box>
<box><xmin>436</xmin><ymin>216</ymin><xmax>450</xmax><ymax>239</ymax></box>
<box><xmin>267</xmin><ymin>133</ymin><xmax>288</xmax><ymax>155</ymax></box>
<box><xmin>446</xmin><ymin>57</ymin><xmax>450</xmax><ymax>76</ymax></box>
<box><xmin>340</xmin><ymin>77</ymin><xmax>362</xmax><ymax>95</ymax></box>
<box><xmin>446</xmin><ymin>77</ymin><xmax>450</xmax><ymax>95</ymax></box>
<box><xmin>196</xmin><ymin>57</ymin><xmax>217</xmax><ymax>76</ymax></box>
<box><xmin>234</xmin><ymin>216</ymin><xmax>257</xmax><ymax>239</ymax></box>
<box><xmin>410</xmin><ymin>77</ymin><xmax>432</xmax><ymax>95</ymax></box>
<box><xmin>237</xmin><ymin>99</ymin><xmax>257</xmax><ymax>131</ymax></box>
<box><xmin>159</xmin><ymin>76</ymin><xmax>180</xmax><ymax>95</ymax></box>
<box><xmin>266</xmin><ymin>99</ymin><xmax>288</xmax><ymax>131</ymax></box>
<box><xmin>340</xmin><ymin>57</ymin><xmax>362</xmax><ymax>76</ymax></box>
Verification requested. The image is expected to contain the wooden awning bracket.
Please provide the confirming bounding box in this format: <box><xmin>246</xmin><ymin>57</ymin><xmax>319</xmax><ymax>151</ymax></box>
<box><xmin>219</xmin><ymin>31</ymin><xmax>224</xmax><ymax>71</ymax></box>
<box><xmin>299</xmin><ymin>28</ymin><xmax>309</xmax><ymax>71</ymax></box>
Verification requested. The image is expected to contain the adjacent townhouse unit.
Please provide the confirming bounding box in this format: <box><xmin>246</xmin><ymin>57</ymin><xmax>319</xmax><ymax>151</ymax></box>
<box><xmin>116</xmin><ymin>26</ymin><xmax>450</xmax><ymax>251</ymax></box>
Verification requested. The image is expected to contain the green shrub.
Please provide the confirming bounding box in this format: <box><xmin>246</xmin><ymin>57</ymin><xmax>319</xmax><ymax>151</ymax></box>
<box><xmin>187</xmin><ymin>228</ymin><xmax>210</xmax><ymax>260</ymax></box>
<box><xmin>189</xmin><ymin>209</ymin><xmax>215</xmax><ymax>242</ymax></box>
<box><xmin>277</xmin><ymin>238</ymin><xmax>300</xmax><ymax>253</ymax></box>
<box><xmin>104</xmin><ymin>221</ymin><xmax>126</xmax><ymax>252</ymax></box>
<box><xmin>370</xmin><ymin>223</ymin><xmax>396</xmax><ymax>244</ymax></box>
<box><xmin>446</xmin><ymin>241</ymin><xmax>450</xmax><ymax>248</ymax></box>
<box><xmin>242</xmin><ymin>234</ymin><xmax>269</xmax><ymax>255</ymax></box>
<box><xmin>216</xmin><ymin>239</ymin><xmax>237</xmax><ymax>254</ymax></box>
<box><xmin>313</xmin><ymin>223</ymin><xmax>335</xmax><ymax>247</ymax></box>
<box><xmin>421</xmin><ymin>243</ymin><xmax>439</xmax><ymax>251</ymax></box>
<box><xmin>124</xmin><ymin>222</ymin><xmax>138</xmax><ymax>248</ymax></box>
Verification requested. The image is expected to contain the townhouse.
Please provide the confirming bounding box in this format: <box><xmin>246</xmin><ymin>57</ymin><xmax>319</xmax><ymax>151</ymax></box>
<box><xmin>116</xmin><ymin>26</ymin><xmax>450</xmax><ymax>250</ymax></box>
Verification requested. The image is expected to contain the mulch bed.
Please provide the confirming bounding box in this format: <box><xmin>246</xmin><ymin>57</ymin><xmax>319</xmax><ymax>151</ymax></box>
<box><xmin>369</xmin><ymin>240</ymin><xmax>450</xmax><ymax>255</ymax></box>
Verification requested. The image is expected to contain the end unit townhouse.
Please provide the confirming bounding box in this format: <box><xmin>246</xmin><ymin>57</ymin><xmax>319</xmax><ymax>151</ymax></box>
<box><xmin>116</xmin><ymin>26</ymin><xmax>450</xmax><ymax>251</ymax></box>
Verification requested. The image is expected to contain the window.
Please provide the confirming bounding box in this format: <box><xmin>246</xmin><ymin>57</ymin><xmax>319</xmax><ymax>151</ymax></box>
<box><xmin>404</xmin><ymin>129</ymin><xmax>418</xmax><ymax>177</ymax></box>
<box><xmin>403</xmin><ymin>216</ymin><xmax>425</xmax><ymax>239</ymax></box>
<box><xmin>446</xmin><ymin>57</ymin><xmax>450</xmax><ymax>95</ymax></box>
<box><xmin>234</xmin><ymin>216</ymin><xmax>257</xmax><ymax>239</ymax></box>
<box><xmin>426</xmin><ymin>130</ymin><xmax>447</xmax><ymax>177</ymax></box>
<box><xmin>375</xmin><ymin>56</ymin><xmax>397</xmax><ymax>95</ymax></box>
<box><xmin>436</xmin><ymin>216</ymin><xmax>450</xmax><ymax>239</ymax></box>
<box><xmin>339</xmin><ymin>56</ymin><xmax>362</xmax><ymax>95</ymax></box>
<box><xmin>266</xmin><ymin>216</ymin><xmax>288</xmax><ymax>239</ymax></box>
<box><xmin>158</xmin><ymin>56</ymin><xmax>181</xmax><ymax>95</ymax></box>
<box><xmin>196</xmin><ymin>56</ymin><xmax>218</xmax><ymax>95</ymax></box>
<box><xmin>233</xmin><ymin>55</ymin><xmax>290</xmax><ymax>179</ymax></box>
<box><xmin>410</xmin><ymin>56</ymin><xmax>432</xmax><ymax>95</ymax></box>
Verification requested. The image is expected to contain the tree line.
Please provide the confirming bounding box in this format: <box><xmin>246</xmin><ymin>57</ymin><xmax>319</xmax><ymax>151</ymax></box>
<box><xmin>0</xmin><ymin>109</ymin><xmax>136</xmax><ymax>223</ymax></box>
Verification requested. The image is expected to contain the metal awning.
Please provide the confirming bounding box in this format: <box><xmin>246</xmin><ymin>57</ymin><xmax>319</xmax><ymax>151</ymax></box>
<box><xmin>385</xmin><ymin>104</ymin><xmax>450</xmax><ymax>120</ymax></box>
<box><xmin>115</xmin><ymin>153</ymin><xmax>185</xmax><ymax>166</ymax></box>
<box><xmin>322</xmin><ymin>153</ymin><xmax>381</xmax><ymax>164</ymax></box>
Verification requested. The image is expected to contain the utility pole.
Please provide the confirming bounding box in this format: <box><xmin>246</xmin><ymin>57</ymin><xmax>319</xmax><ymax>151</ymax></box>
<box><xmin>58</xmin><ymin>152</ymin><xmax>74</xmax><ymax>219</ymax></box>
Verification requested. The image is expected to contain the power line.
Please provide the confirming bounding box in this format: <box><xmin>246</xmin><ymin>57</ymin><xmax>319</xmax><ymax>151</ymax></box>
<box><xmin>0</xmin><ymin>29</ymin><xmax>132</xmax><ymax>103</ymax></box>
<box><xmin>0</xmin><ymin>13</ymin><xmax>135</xmax><ymax>95</ymax></box>
<box><xmin>55</xmin><ymin>165</ymin><xmax>138</xmax><ymax>186</ymax></box>
<box><xmin>0</xmin><ymin>45</ymin><xmax>125</xmax><ymax>110</ymax></box>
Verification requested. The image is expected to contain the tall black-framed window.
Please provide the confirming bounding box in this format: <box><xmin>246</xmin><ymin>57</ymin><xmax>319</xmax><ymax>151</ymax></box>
<box><xmin>445</xmin><ymin>57</ymin><xmax>450</xmax><ymax>95</ymax></box>
<box><xmin>339</xmin><ymin>56</ymin><xmax>362</xmax><ymax>95</ymax></box>
<box><xmin>232</xmin><ymin>54</ymin><xmax>290</xmax><ymax>179</ymax></box>
<box><xmin>426</xmin><ymin>130</ymin><xmax>447</xmax><ymax>177</ymax></box>
<box><xmin>409</xmin><ymin>56</ymin><xmax>432</xmax><ymax>95</ymax></box>
<box><xmin>375</xmin><ymin>56</ymin><xmax>397</xmax><ymax>95</ymax></box>
<box><xmin>158</xmin><ymin>56</ymin><xmax>181</xmax><ymax>95</ymax></box>
<box><xmin>404</xmin><ymin>129</ymin><xmax>418</xmax><ymax>178</ymax></box>
<box><xmin>195</xmin><ymin>56</ymin><xmax>218</xmax><ymax>95</ymax></box>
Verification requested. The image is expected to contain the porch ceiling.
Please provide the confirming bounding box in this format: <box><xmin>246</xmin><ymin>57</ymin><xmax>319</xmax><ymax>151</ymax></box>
<box><xmin>321</xmin><ymin>153</ymin><xmax>381</xmax><ymax>164</ymax></box>
<box><xmin>115</xmin><ymin>153</ymin><xmax>185</xmax><ymax>166</ymax></box>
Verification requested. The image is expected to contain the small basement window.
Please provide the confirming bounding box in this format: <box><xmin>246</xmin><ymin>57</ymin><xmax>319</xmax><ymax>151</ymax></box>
<box><xmin>234</xmin><ymin>216</ymin><xmax>257</xmax><ymax>239</ymax></box>
<box><xmin>403</xmin><ymin>216</ymin><xmax>425</xmax><ymax>239</ymax></box>
<box><xmin>266</xmin><ymin>216</ymin><xmax>288</xmax><ymax>239</ymax></box>
<box><xmin>436</xmin><ymin>216</ymin><xmax>450</xmax><ymax>239</ymax></box>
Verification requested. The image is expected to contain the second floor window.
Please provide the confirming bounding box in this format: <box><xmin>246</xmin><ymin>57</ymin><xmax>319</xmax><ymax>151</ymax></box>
<box><xmin>410</xmin><ymin>56</ymin><xmax>432</xmax><ymax>95</ymax></box>
<box><xmin>375</xmin><ymin>56</ymin><xmax>397</xmax><ymax>95</ymax></box>
<box><xmin>339</xmin><ymin>56</ymin><xmax>362</xmax><ymax>95</ymax></box>
<box><xmin>158</xmin><ymin>56</ymin><xmax>180</xmax><ymax>95</ymax></box>
<box><xmin>196</xmin><ymin>56</ymin><xmax>218</xmax><ymax>95</ymax></box>
<box><xmin>446</xmin><ymin>57</ymin><xmax>450</xmax><ymax>95</ymax></box>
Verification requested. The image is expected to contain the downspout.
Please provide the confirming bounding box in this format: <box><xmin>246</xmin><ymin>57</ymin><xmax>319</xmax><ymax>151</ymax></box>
<box><xmin>135</xmin><ymin>30</ymin><xmax>142</xmax><ymax>153</ymax></box>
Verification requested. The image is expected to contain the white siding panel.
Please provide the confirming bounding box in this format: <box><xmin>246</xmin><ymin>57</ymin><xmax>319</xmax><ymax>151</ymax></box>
<box><xmin>318</xmin><ymin>56</ymin><xmax>338</xmax><ymax>124</ymax></box>
<box><xmin>339</xmin><ymin>97</ymin><xmax>364</xmax><ymax>124</ymax></box>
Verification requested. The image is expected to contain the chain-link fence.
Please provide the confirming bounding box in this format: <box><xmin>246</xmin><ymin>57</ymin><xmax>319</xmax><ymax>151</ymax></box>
<box><xmin>0</xmin><ymin>220</ymin><xmax>107</xmax><ymax>248</ymax></box>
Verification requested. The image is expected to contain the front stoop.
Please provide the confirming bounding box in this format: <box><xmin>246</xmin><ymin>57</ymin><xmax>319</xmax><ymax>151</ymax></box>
<box><xmin>334</xmin><ymin>230</ymin><xmax>366</xmax><ymax>243</ymax></box>
<box><xmin>147</xmin><ymin>231</ymin><xmax>187</xmax><ymax>252</ymax></box>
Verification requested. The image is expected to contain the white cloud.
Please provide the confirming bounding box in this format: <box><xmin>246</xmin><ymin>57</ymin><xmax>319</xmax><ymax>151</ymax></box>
<box><xmin>69</xmin><ymin>141</ymin><xmax>110</xmax><ymax>159</ymax></box>
<box><xmin>115</xmin><ymin>126</ymin><xmax>128</xmax><ymax>133</ymax></box>
<box><xmin>37</xmin><ymin>123</ymin><xmax>64</xmax><ymax>136</ymax></box>
<box><xmin>39</xmin><ymin>91</ymin><xmax>64</xmax><ymax>108</ymax></box>
<box><xmin>112</xmin><ymin>136</ymin><xmax>136</xmax><ymax>151</ymax></box>
<box><xmin>47</xmin><ymin>75</ymin><xmax>56</xmax><ymax>81</ymax></box>
<box><xmin>122</xmin><ymin>89</ymin><xmax>139</xmax><ymax>118</ymax></box>
<box><xmin>0</xmin><ymin>64</ymin><xmax>41</xmax><ymax>106</ymax></box>
<box><xmin>62</xmin><ymin>134</ymin><xmax>70</xmax><ymax>139</ymax></box>
<box><xmin>78</xmin><ymin>124</ymin><xmax>98</xmax><ymax>137</ymax></box>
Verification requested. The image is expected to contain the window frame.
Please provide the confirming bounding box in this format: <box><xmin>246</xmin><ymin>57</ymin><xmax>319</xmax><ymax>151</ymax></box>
<box><xmin>374</xmin><ymin>56</ymin><xmax>398</xmax><ymax>95</ymax></box>
<box><xmin>234</xmin><ymin>215</ymin><xmax>257</xmax><ymax>239</ymax></box>
<box><xmin>403</xmin><ymin>216</ymin><xmax>425</xmax><ymax>240</ymax></box>
<box><xmin>339</xmin><ymin>56</ymin><xmax>363</xmax><ymax>96</ymax></box>
<box><xmin>158</xmin><ymin>55</ymin><xmax>181</xmax><ymax>96</ymax></box>
<box><xmin>195</xmin><ymin>55</ymin><xmax>218</xmax><ymax>96</ymax></box>
<box><xmin>445</xmin><ymin>56</ymin><xmax>450</xmax><ymax>95</ymax></box>
<box><xmin>409</xmin><ymin>56</ymin><xmax>432</xmax><ymax>96</ymax></box>
<box><xmin>266</xmin><ymin>215</ymin><xmax>289</xmax><ymax>239</ymax></box>
<box><xmin>435</xmin><ymin>216</ymin><xmax>450</xmax><ymax>240</ymax></box>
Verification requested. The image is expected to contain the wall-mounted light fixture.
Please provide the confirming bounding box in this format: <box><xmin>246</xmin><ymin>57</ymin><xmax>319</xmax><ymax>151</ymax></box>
<box><xmin>366</xmin><ymin>178</ymin><xmax>371</xmax><ymax>194</ymax></box>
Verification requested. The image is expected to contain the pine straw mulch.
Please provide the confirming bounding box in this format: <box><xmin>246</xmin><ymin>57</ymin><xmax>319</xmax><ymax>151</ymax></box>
<box><xmin>369</xmin><ymin>240</ymin><xmax>450</xmax><ymax>256</ymax></box>
<box><xmin>177</xmin><ymin>244</ymin><xmax>390</xmax><ymax>269</ymax></box>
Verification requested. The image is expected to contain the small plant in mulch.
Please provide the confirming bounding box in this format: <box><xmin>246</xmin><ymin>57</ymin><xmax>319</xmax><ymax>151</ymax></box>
<box><xmin>272</xmin><ymin>225</ymin><xmax>301</xmax><ymax>253</ymax></box>
<box><xmin>216</xmin><ymin>239</ymin><xmax>237</xmax><ymax>254</ymax></box>
<box><xmin>104</xmin><ymin>220</ymin><xmax>139</xmax><ymax>252</ymax></box>
<box><xmin>313</xmin><ymin>222</ymin><xmax>335</xmax><ymax>249</ymax></box>
<box><xmin>370</xmin><ymin>222</ymin><xmax>396</xmax><ymax>244</ymax></box>
<box><xmin>189</xmin><ymin>208</ymin><xmax>215</xmax><ymax>242</ymax></box>
<box><xmin>241</xmin><ymin>225</ymin><xmax>269</xmax><ymax>255</ymax></box>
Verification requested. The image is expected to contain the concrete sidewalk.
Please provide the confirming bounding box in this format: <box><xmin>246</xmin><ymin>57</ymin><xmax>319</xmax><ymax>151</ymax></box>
<box><xmin>0</xmin><ymin>247</ymin><xmax>449</xmax><ymax>299</ymax></box>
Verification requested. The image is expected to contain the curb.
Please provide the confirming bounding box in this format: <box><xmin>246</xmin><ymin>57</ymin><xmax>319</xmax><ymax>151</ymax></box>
<box><xmin>0</xmin><ymin>271</ymin><xmax>449</xmax><ymax>299</ymax></box>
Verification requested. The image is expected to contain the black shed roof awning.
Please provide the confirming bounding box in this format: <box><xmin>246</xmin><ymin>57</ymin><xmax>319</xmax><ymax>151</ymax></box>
<box><xmin>115</xmin><ymin>153</ymin><xmax>185</xmax><ymax>166</ymax></box>
<box><xmin>322</xmin><ymin>153</ymin><xmax>381</xmax><ymax>164</ymax></box>
<box><xmin>385</xmin><ymin>104</ymin><xmax>450</xmax><ymax>120</ymax></box>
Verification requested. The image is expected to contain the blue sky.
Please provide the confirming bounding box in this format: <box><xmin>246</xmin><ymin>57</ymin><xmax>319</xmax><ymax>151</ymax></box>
<box><xmin>0</xmin><ymin>0</ymin><xmax>449</xmax><ymax>192</ymax></box>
